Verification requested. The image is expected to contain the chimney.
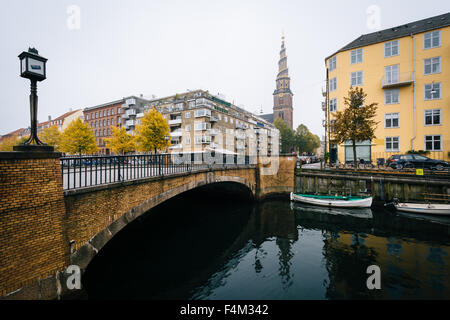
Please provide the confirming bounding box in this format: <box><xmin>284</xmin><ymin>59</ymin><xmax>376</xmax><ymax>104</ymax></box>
<box><xmin>48</xmin><ymin>115</ymin><xmax>51</xmax><ymax>121</ymax></box>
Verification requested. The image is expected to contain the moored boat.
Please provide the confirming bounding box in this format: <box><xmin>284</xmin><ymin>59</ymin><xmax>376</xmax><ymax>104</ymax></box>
<box><xmin>394</xmin><ymin>202</ymin><xmax>450</xmax><ymax>216</ymax></box>
<box><xmin>290</xmin><ymin>192</ymin><xmax>373</xmax><ymax>208</ymax></box>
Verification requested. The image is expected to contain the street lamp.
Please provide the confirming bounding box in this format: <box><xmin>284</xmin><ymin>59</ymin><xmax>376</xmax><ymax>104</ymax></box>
<box><xmin>164</xmin><ymin>134</ymin><xmax>170</xmax><ymax>154</ymax></box>
<box><xmin>14</xmin><ymin>48</ymin><xmax>53</xmax><ymax>152</ymax></box>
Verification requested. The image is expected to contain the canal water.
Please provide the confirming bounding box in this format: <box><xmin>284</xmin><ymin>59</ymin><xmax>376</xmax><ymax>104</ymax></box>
<box><xmin>82</xmin><ymin>185</ymin><xmax>450</xmax><ymax>300</ymax></box>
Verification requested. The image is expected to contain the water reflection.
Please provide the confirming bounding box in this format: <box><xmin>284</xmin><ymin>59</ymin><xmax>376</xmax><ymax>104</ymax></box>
<box><xmin>83</xmin><ymin>190</ymin><xmax>450</xmax><ymax>300</ymax></box>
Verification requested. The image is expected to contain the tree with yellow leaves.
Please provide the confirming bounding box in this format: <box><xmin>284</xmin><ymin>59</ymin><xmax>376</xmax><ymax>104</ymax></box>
<box><xmin>104</xmin><ymin>126</ymin><xmax>136</xmax><ymax>155</ymax></box>
<box><xmin>0</xmin><ymin>136</ymin><xmax>20</xmax><ymax>151</ymax></box>
<box><xmin>60</xmin><ymin>118</ymin><xmax>98</xmax><ymax>155</ymax></box>
<box><xmin>39</xmin><ymin>125</ymin><xmax>62</xmax><ymax>151</ymax></box>
<box><xmin>135</xmin><ymin>109</ymin><xmax>171</xmax><ymax>153</ymax></box>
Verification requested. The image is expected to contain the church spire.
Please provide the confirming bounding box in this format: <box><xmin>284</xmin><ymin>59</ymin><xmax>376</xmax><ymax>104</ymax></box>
<box><xmin>273</xmin><ymin>33</ymin><xmax>293</xmax><ymax>129</ymax></box>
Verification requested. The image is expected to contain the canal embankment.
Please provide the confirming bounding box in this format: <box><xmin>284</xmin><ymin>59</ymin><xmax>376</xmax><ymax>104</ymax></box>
<box><xmin>295</xmin><ymin>168</ymin><xmax>450</xmax><ymax>205</ymax></box>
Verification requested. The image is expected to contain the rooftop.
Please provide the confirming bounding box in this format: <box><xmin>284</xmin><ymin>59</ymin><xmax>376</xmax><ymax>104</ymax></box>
<box><xmin>326</xmin><ymin>12</ymin><xmax>450</xmax><ymax>61</ymax></box>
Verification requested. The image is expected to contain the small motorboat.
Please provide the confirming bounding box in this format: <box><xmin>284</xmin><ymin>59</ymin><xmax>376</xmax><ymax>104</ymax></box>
<box><xmin>290</xmin><ymin>192</ymin><xmax>373</xmax><ymax>208</ymax></box>
<box><xmin>394</xmin><ymin>202</ymin><xmax>450</xmax><ymax>216</ymax></box>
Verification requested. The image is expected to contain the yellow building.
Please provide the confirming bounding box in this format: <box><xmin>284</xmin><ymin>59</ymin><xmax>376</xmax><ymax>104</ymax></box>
<box><xmin>325</xmin><ymin>13</ymin><xmax>450</xmax><ymax>164</ymax></box>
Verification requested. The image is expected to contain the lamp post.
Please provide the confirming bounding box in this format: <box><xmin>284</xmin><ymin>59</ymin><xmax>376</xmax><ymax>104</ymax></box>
<box><xmin>14</xmin><ymin>48</ymin><xmax>53</xmax><ymax>152</ymax></box>
<box><xmin>164</xmin><ymin>134</ymin><xmax>170</xmax><ymax>154</ymax></box>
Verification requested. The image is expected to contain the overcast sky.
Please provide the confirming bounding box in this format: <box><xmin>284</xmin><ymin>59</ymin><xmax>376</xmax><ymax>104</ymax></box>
<box><xmin>1</xmin><ymin>0</ymin><xmax>449</xmax><ymax>136</ymax></box>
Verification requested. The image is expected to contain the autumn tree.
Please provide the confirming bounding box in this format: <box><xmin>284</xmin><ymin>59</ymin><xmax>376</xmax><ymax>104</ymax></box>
<box><xmin>331</xmin><ymin>87</ymin><xmax>378</xmax><ymax>169</ymax></box>
<box><xmin>295</xmin><ymin>124</ymin><xmax>320</xmax><ymax>154</ymax></box>
<box><xmin>104</xmin><ymin>126</ymin><xmax>136</xmax><ymax>155</ymax></box>
<box><xmin>0</xmin><ymin>136</ymin><xmax>19</xmax><ymax>151</ymax></box>
<box><xmin>60</xmin><ymin>118</ymin><xmax>98</xmax><ymax>155</ymax></box>
<box><xmin>135</xmin><ymin>109</ymin><xmax>171</xmax><ymax>153</ymax></box>
<box><xmin>39</xmin><ymin>125</ymin><xmax>62</xmax><ymax>151</ymax></box>
<box><xmin>274</xmin><ymin>118</ymin><xmax>295</xmax><ymax>154</ymax></box>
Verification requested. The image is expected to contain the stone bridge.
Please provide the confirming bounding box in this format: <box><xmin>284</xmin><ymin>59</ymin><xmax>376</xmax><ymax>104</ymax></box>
<box><xmin>0</xmin><ymin>152</ymin><xmax>296</xmax><ymax>299</ymax></box>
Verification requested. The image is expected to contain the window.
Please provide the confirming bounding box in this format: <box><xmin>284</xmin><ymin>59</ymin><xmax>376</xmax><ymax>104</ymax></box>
<box><xmin>350</xmin><ymin>48</ymin><xmax>363</xmax><ymax>64</ymax></box>
<box><xmin>194</xmin><ymin>123</ymin><xmax>210</xmax><ymax>131</ymax></box>
<box><xmin>95</xmin><ymin>112</ymin><xmax>98</xmax><ymax>119</ymax></box>
<box><xmin>385</xmin><ymin>65</ymin><xmax>399</xmax><ymax>85</ymax></box>
<box><xmin>385</xmin><ymin>136</ymin><xmax>400</xmax><ymax>151</ymax></box>
<box><xmin>224</xmin><ymin>116</ymin><xmax>228</xmax><ymax>123</ymax></box>
<box><xmin>230</xmin><ymin>118</ymin><xmax>233</xmax><ymax>124</ymax></box>
<box><xmin>329</xmin><ymin>98</ymin><xmax>337</xmax><ymax>112</ymax></box>
<box><xmin>103</xmin><ymin>119</ymin><xmax>106</xmax><ymax>126</ymax></box>
<box><xmin>329</xmin><ymin>77</ymin><xmax>337</xmax><ymax>91</ymax></box>
<box><xmin>424</xmin><ymin>57</ymin><xmax>441</xmax><ymax>75</ymax></box>
<box><xmin>185</xmin><ymin>112</ymin><xmax>191</xmax><ymax>118</ymax></box>
<box><xmin>329</xmin><ymin>56</ymin><xmax>337</xmax><ymax>71</ymax></box>
<box><xmin>425</xmin><ymin>135</ymin><xmax>441</xmax><ymax>151</ymax></box>
<box><xmin>107</xmin><ymin>109</ymin><xmax>110</xmax><ymax>116</ymax></box>
<box><xmin>218</xmin><ymin>114</ymin><xmax>222</xmax><ymax>121</ymax></box>
<box><xmin>117</xmin><ymin>107</ymin><xmax>121</xmax><ymax>114</ymax></box>
<box><xmin>351</xmin><ymin>71</ymin><xmax>363</xmax><ymax>86</ymax></box>
<box><xmin>385</xmin><ymin>40</ymin><xmax>399</xmax><ymax>57</ymax></box>
<box><xmin>385</xmin><ymin>89</ymin><xmax>400</xmax><ymax>104</ymax></box>
<box><xmin>424</xmin><ymin>30</ymin><xmax>440</xmax><ymax>49</ymax></box>
<box><xmin>86</xmin><ymin>114</ymin><xmax>89</xmax><ymax>121</ymax></box>
<box><xmin>424</xmin><ymin>82</ymin><xmax>441</xmax><ymax>100</ymax></box>
<box><xmin>425</xmin><ymin>109</ymin><xmax>441</xmax><ymax>125</ymax></box>
<box><xmin>185</xmin><ymin>124</ymin><xmax>190</xmax><ymax>132</ymax></box>
<box><xmin>103</xmin><ymin>110</ymin><xmax>106</xmax><ymax>117</ymax></box>
<box><xmin>385</xmin><ymin>113</ymin><xmax>400</xmax><ymax>128</ymax></box>
<box><xmin>111</xmin><ymin>109</ymin><xmax>114</xmax><ymax>115</ymax></box>
<box><xmin>111</xmin><ymin>119</ymin><xmax>114</xmax><ymax>125</ymax></box>
<box><xmin>194</xmin><ymin>109</ymin><xmax>211</xmax><ymax>117</ymax></box>
<box><xmin>185</xmin><ymin>137</ymin><xmax>191</xmax><ymax>145</ymax></box>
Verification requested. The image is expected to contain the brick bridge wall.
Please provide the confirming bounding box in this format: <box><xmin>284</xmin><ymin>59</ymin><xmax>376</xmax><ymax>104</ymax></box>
<box><xmin>0</xmin><ymin>153</ymin><xmax>295</xmax><ymax>299</ymax></box>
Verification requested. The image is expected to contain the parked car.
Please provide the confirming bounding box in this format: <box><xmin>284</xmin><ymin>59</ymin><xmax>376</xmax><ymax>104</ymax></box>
<box><xmin>298</xmin><ymin>156</ymin><xmax>311</xmax><ymax>164</ymax></box>
<box><xmin>387</xmin><ymin>154</ymin><xmax>449</xmax><ymax>171</ymax></box>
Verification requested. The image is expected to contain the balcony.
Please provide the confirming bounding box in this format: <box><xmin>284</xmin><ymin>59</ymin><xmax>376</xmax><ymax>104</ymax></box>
<box><xmin>169</xmin><ymin>144</ymin><xmax>182</xmax><ymax>150</ymax></box>
<box><xmin>170</xmin><ymin>130</ymin><xmax>183</xmax><ymax>137</ymax></box>
<box><xmin>168</xmin><ymin>118</ymin><xmax>182</xmax><ymax>126</ymax></box>
<box><xmin>196</xmin><ymin>98</ymin><xmax>215</xmax><ymax>108</ymax></box>
<box><xmin>125</xmin><ymin>120</ymin><xmax>135</xmax><ymax>127</ymax></box>
<box><xmin>236</xmin><ymin>123</ymin><xmax>248</xmax><ymax>130</ymax></box>
<box><xmin>126</xmin><ymin>109</ymin><xmax>136</xmax><ymax>117</ymax></box>
<box><xmin>209</xmin><ymin>129</ymin><xmax>220</xmax><ymax>136</ymax></box>
<box><xmin>210</xmin><ymin>116</ymin><xmax>218</xmax><ymax>122</ymax></box>
<box><xmin>209</xmin><ymin>142</ymin><xmax>218</xmax><ymax>149</ymax></box>
<box><xmin>381</xmin><ymin>71</ymin><xmax>414</xmax><ymax>89</ymax></box>
<box><xmin>121</xmin><ymin>103</ymin><xmax>129</xmax><ymax>109</ymax></box>
<box><xmin>125</xmin><ymin>98</ymin><xmax>136</xmax><ymax>106</ymax></box>
<box><xmin>136</xmin><ymin>112</ymin><xmax>144</xmax><ymax>118</ymax></box>
<box><xmin>236</xmin><ymin>145</ymin><xmax>246</xmax><ymax>150</ymax></box>
<box><xmin>122</xmin><ymin>113</ymin><xmax>129</xmax><ymax>119</ymax></box>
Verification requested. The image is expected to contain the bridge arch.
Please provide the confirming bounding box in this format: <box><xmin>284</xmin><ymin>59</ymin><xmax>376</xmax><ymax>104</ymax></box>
<box><xmin>67</xmin><ymin>169</ymin><xmax>257</xmax><ymax>271</ymax></box>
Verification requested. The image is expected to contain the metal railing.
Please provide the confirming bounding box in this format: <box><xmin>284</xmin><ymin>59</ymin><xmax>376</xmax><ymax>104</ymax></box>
<box><xmin>61</xmin><ymin>153</ymin><xmax>252</xmax><ymax>190</ymax></box>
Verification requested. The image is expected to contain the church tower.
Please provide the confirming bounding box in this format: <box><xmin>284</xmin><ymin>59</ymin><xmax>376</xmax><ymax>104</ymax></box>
<box><xmin>273</xmin><ymin>34</ymin><xmax>293</xmax><ymax>129</ymax></box>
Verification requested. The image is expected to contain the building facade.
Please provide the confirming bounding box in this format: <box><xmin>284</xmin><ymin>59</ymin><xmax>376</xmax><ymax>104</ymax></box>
<box><xmin>83</xmin><ymin>96</ymin><xmax>151</xmax><ymax>154</ymax></box>
<box><xmin>325</xmin><ymin>12</ymin><xmax>450</xmax><ymax>163</ymax></box>
<box><xmin>128</xmin><ymin>90</ymin><xmax>280</xmax><ymax>157</ymax></box>
<box><xmin>261</xmin><ymin>34</ymin><xmax>294</xmax><ymax>129</ymax></box>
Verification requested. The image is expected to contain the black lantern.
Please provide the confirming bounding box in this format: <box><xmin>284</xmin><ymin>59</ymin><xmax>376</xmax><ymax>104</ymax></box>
<box><xmin>14</xmin><ymin>48</ymin><xmax>53</xmax><ymax>152</ymax></box>
<box><xmin>19</xmin><ymin>48</ymin><xmax>47</xmax><ymax>81</ymax></box>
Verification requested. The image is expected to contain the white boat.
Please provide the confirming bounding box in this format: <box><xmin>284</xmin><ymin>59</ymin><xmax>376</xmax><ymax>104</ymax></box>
<box><xmin>290</xmin><ymin>192</ymin><xmax>373</xmax><ymax>208</ymax></box>
<box><xmin>394</xmin><ymin>202</ymin><xmax>450</xmax><ymax>216</ymax></box>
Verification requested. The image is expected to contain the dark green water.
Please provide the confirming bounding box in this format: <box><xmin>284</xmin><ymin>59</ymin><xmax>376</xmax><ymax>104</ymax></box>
<box><xmin>83</xmin><ymin>185</ymin><xmax>450</xmax><ymax>300</ymax></box>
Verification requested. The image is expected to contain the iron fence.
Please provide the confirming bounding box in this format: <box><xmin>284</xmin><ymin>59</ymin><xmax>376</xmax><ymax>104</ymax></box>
<box><xmin>61</xmin><ymin>153</ymin><xmax>252</xmax><ymax>190</ymax></box>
